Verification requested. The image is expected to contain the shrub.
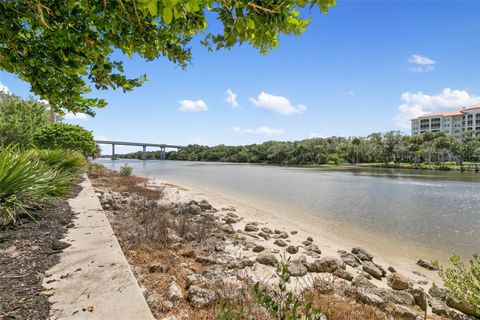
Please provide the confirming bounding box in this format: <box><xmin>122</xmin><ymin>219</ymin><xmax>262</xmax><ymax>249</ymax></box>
<box><xmin>0</xmin><ymin>92</ymin><xmax>49</xmax><ymax>147</ymax></box>
<box><xmin>33</xmin><ymin>123</ymin><xmax>96</xmax><ymax>157</ymax></box>
<box><xmin>440</xmin><ymin>253</ymin><xmax>480</xmax><ymax>314</ymax></box>
<box><xmin>33</xmin><ymin>149</ymin><xmax>87</xmax><ymax>176</ymax></box>
<box><xmin>0</xmin><ymin>145</ymin><xmax>72</xmax><ymax>225</ymax></box>
<box><xmin>120</xmin><ymin>163</ymin><xmax>133</xmax><ymax>176</ymax></box>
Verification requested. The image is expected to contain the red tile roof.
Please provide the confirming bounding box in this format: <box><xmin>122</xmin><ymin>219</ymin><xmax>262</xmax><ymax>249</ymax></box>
<box><xmin>412</xmin><ymin>104</ymin><xmax>480</xmax><ymax>120</ymax></box>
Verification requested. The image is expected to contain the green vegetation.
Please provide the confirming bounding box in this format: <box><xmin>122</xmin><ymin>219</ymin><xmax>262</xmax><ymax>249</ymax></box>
<box><xmin>217</xmin><ymin>257</ymin><xmax>326</xmax><ymax>320</ymax></box>
<box><xmin>33</xmin><ymin>123</ymin><xmax>97</xmax><ymax>157</ymax></box>
<box><xmin>0</xmin><ymin>92</ymin><xmax>49</xmax><ymax>146</ymax></box>
<box><xmin>119</xmin><ymin>163</ymin><xmax>134</xmax><ymax>177</ymax></box>
<box><xmin>0</xmin><ymin>146</ymin><xmax>86</xmax><ymax>226</ymax></box>
<box><xmin>0</xmin><ymin>0</ymin><xmax>335</xmax><ymax>115</ymax></box>
<box><xmin>118</xmin><ymin>131</ymin><xmax>480</xmax><ymax>168</ymax></box>
<box><xmin>440</xmin><ymin>253</ymin><xmax>480</xmax><ymax>316</ymax></box>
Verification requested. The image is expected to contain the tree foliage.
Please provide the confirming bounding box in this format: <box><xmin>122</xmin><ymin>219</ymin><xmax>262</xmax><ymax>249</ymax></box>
<box><xmin>33</xmin><ymin>123</ymin><xmax>97</xmax><ymax>157</ymax></box>
<box><xmin>0</xmin><ymin>0</ymin><xmax>335</xmax><ymax>116</ymax></box>
<box><xmin>0</xmin><ymin>92</ymin><xmax>49</xmax><ymax>147</ymax></box>
<box><xmin>119</xmin><ymin>131</ymin><xmax>480</xmax><ymax>165</ymax></box>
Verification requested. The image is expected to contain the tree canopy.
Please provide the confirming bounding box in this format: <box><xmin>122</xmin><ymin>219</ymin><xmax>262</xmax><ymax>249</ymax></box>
<box><xmin>0</xmin><ymin>0</ymin><xmax>335</xmax><ymax>116</ymax></box>
<box><xmin>0</xmin><ymin>92</ymin><xmax>50</xmax><ymax>146</ymax></box>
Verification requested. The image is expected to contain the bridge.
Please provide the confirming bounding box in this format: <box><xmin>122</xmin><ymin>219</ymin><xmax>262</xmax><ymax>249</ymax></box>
<box><xmin>95</xmin><ymin>140</ymin><xmax>185</xmax><ymax>160</ymax></box>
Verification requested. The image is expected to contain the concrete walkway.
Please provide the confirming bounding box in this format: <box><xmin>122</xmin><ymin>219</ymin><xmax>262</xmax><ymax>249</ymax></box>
<box><xmin>43</xmin><ymin>177</ymin><xmax>154</xmax><ymax>320</ymax></box>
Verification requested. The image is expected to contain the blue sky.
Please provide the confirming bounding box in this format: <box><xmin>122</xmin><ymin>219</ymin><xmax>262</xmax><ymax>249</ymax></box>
<box><xmin>1</xmin><ymin>1</ymin><xmax>480</xmax><ymax>153</ymax></box>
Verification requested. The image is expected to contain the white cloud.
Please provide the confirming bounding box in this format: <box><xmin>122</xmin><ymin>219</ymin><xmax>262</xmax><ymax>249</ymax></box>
<box><xmin>344</xmin><ymin>91</ymin><xmax>355</xmax><ymax>96</ymax></box>
<box><xmin>224</xmin><ymin>89</ymin><xmax>239</xmax><ymax>108</ymax></box>
<box><xmin>394</xmin><ymin>88</ymin><xmax>480</xmax><ymax>129</ymax></box>
<box><xmin>232</xmin><ymin>126</ymin><xmax>285</xmax><ymax>136</ymax></box>
<box><xmin>408</xmin><ymin>54</ymin><xmax>436</xmax><ymax>72</ymax></box>
<box><xmin>0</xmin><ymin>82</ymin><xmax>11</xmax><ymax>94</ymax></box>
<box><xmin>64</xmin><ymin>112</ymin><xmax>88</xmax><ymax>120</ymax></box>
<box><xmin>309</xmin><ymin>132</ymin><xmax>326</xmax><ymax>139</ymax></box>
<box><xmin>250</xmin><ymin>91</ymin><xmax>306</xmax><ymax>115</ymax></box>
<box><xmin>178</xmin><ymin>99</ymin><xmax>208</xmax><ymax>112</ymax></box>
<box><xmin>191</xmin><ymin>137</ymin><xmax>201</xmax><ymax>144</ymax></box>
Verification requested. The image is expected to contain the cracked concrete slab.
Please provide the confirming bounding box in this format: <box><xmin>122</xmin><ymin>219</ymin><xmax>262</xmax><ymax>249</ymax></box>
<box><xmin>42</xmin><ymin>177</ymin><xmax>154</xmax><ymax>320</ymax></box>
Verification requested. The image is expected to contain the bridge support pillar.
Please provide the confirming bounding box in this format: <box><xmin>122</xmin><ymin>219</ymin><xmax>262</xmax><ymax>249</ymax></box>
<box><xmin>142</xmin><ymin>146</ymin><xmax>147</xmax><ymax>160</ymax></box>
<box><xmin>160</xmin><ymin>147</ymin><xmax>165</xmax><ymax>160</ymax></box>
<box><xmin>111</xmin><ymin>144</ymin><xmax>116</xmax><ymax>160</ymax></box>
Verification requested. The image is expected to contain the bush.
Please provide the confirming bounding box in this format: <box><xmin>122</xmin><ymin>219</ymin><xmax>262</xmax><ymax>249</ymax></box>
<box><xmin>34</xmin><ymin>149</ymin><xmax>87</xmax><ymax>175</ymax></box>
<box><xmin>33</xmin><ymin>123</ymin><xmax>96</xmax><ymax>157</ymax></box>
<box><xmin>120</xmin><ymin>163</ymin><xmax>133</xmax><ymax>176</ymax></box>
<box><xmin>0</xmin><ymin>92</ymin><xmax>49</xmax><ymax>147</ymax></box>
<box><xmin>440</xmin><ymin>253</ymin><xmax>480</xmax><ymax>315</ymax></box>
<box><xmin>0</xmin><ymin>145</ymin><xmax>73</xmax><ymax>225</ymax></box>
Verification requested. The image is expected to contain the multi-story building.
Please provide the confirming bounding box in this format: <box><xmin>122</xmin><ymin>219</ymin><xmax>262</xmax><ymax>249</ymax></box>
<box><xmin>411</xmin><ymin>104</ymin><xmax>480</xmax><ymax>140</ymax></box>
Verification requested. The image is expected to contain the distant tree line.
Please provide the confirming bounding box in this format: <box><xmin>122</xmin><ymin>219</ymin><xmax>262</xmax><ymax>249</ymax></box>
<box><xmin>115</xmin><ymin>131</ymin><xmax>480</xmax><ymax>166</ymax></box>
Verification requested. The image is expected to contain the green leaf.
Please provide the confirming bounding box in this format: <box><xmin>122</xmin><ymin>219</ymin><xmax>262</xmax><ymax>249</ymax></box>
<box><xmin>163</xmin><ymin>7</ymin><xmax>173</xmax><ymax>24</ymax></box>
<box><xmin>147</xmin><ymin>0</ymin><xmax>158</xmax><ymax>16</ymax></box>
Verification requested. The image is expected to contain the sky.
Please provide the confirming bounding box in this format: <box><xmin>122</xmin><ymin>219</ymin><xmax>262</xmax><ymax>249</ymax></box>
<box><xmin>1</xmin><ymin>1</ymin><xmax>480</xmax><ymax>153</ymax></box>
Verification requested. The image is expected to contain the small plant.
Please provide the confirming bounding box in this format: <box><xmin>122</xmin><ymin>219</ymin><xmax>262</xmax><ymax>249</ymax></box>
<box><xmin>252</xmin><ymin>256</ymin><xmax>325</xmax><ymax>320</ymax></box>
<box><xmin>440</xmin><ymin>253</ymin><xmax>480</xmax><ymax>316</ymax></box>
<box><xmin>119</xmin><ymin>163</ymin><xmax>133</xmax><ymax>176</ymax></box>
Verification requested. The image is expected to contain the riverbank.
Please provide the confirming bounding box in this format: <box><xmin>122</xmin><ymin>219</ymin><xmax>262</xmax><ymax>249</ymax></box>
<box><xmin>88</xmin><ymin>166</ymin><xmax>479</xmax><ymax>319</ymax></box>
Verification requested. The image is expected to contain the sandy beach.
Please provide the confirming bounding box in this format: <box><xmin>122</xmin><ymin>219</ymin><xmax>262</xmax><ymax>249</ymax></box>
<box><xmin>151</xmin><ymin>176</ymin><xmax>443</xmax><ymax>290</ymax></box>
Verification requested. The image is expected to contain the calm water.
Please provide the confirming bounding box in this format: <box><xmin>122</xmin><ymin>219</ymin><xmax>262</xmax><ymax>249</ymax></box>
<box><xmin>97</xmin><ymin>159</ymin><xmax>480</xmax><ymax>259</ymax></box>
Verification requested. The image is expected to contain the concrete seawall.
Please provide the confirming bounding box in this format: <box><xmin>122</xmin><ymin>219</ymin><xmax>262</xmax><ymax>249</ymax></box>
<box><xmin>43</xmin><ymin>177</ymin><xmax>154</xmax><ymax>320</ymax></box>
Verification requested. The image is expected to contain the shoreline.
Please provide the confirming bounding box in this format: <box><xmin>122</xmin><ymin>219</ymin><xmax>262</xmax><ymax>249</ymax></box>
<box><xmin>149</xmin><ymin>176</ymin><xmax>444</xmax><ymax>289</ymax></box>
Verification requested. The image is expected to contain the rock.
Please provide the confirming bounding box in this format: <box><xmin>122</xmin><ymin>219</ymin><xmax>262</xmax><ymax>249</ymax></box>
<box><xmin>446</xmin><ymin>295</ymin><xmax>480</xmax><ymax>318</ymax></box>
<box><xmin>148</xmin><ymin>263</ymin><xmax>170</xmax><ymax>273</ymax></box>
<box><xmin>388</xmin><ymin>266</ymin><xmax>396</xmax><ymax>273</ymax></box>
<box><xmin>168</xmin><ymin>281</ymin><xmax>183</xmax><ymax>301</ymax></box>
<box><xmin>333</xmin><ymin>269</ymin><xmax>354</xmax><ymax>281</ymax></box>
<box><xmin>236</xmin><ymin>259</ymin><xmax>255</xmax><ymax>269</ymax></box>
<box><xmin>198</xmin><ymin>199</ymin><xmax>213</xmax><ymax>211</ymax></box>
<box><xmin>408</xmin><ymin>288</ymin><xmax>427</xmax><ymax>311</ymax></box>
<box><xmin>274</xmin><ymin>239</ymin><xmax>287</xmax><ymax>247</ymax></box>
<box><xmin>307</xmin><ymin>236</ymin><xmax>313</xmax><ymax>242</ymax></box>
<box><xmin>286</xmin><ymin>245</ymin><xmax>298</xmax><ymax>254</ymax></box>
<box><xmin>393</xmin><ymin>305</ymin><xmax>418</xmax><ymax>320</ymax></box>
<box><xmin>362</xmin><ymin>261</ymin><xmax>383</xmax><ymax>280</ymax></box>
<box><xmin>252</xmin><ymin>245</ymin><xmax>265</xmax><ymax>253</ymax></box>
<box><xmin>305</xmin><ymin>243</ymin><xmax>321</xmax><ymax>254</ymax></box>
<box><xmin>183</xmin><ymin>232</ymin><xmax>197</xmax><ymax>242</ymax></box>
<box><xmin>244</xmin><ymin>242</ymin><xmax>257</xmax><ymax>249</ymax></box>
<box><xmin>338</xmin><ymin>251</ymin><xmax>362</xmax><ymax>268</ymax></box>
<box><xmin>351</xmin><ymin>247</ymin><xmax>374</xmax><ymax>261</ymax></box>
<box><xmin>256</xmin><ymin>253</ymin><xmax>278</xmax><ymax>267</ymax></box>
<box><xmin>245</xmin><ymin>224</ymin><xmax>259</xmax><ymax>232</ymax></box>
<box><xmin>187</xmin><ymin>286</ymin><xmax>216</xmax><ymax>308</ymax></box>
<box><xmin>258</xmin><ymin>232</ymin><xmax>270</xmax><ymax>240</ymax></box>
<box><xmin>185</xmin><ymin>203</ymin><xmax>202</xmax><ymax>215</ymax></box>
<box><xmin>277</xmin><ymin>231</ymin><xmax>289</xmax><ymax>239</ymax></box>
<box><xmin>428</xmin><ymin>286</ymin><xmax>448</xmax><ymax>301</ymax></box>
<box><xmin>387</xmin><ymin>273</ymin><xmax>413</xmax><ymax>290</ymax></box>
<box><xmin>314</xmin><ymin>256</ymin><xmax>345</xmax><ymax>273</ymax></box>
<box><xmin>289</xmin><ymin>260</ymin><xmax>308</xmax><ymax>277</ymax></box>
<box><xmin>221</xmin><ymin>224</ymin><xmax>235</xmax><ymax>234</ymax></box>
<box><xmin>146</xmin><ymin>293</ymin><xmax>173</xmax><ymax>312</ymax></box>
<box><xmin>416</xmin><ymin>259</ymin><xmax>440</xmax><ymax>271</ymax></box>
<box><xmin>428</xmin><ymin>296</ymin><xmax>449</xmax><ymax>317</ymax></box>
<box><xmin>52</xmin><ymin>240</ymin><xmax>70</xmax><ymax>251</ymax></box>
<box><xmin>381</xmin><ymin>289</ymin><xmax>415</xmax><ymax>305</ymax></box>
<box><xmin>357</xmin><ymin>292</ymin><xmax>385</xmax><ymax>307</ymax></box>
<box><xmin>290</xmin><ymin>230</ymin><xmax>298</xmax><ymax>235</ymax></box>
<box><xmin>224</xmin><ymin>217</ymin><xmax>238</xmax><ymax>224</ymax></box>
<box><xmin>261</xmin><ymin>227</ymin><xmax>273</xmax><ymax>234</ymax></box>
<box><xmin>412</xmin><ymin>270</ymin><xmax>426</xmax><ymax>278</ymax></box>
<box><xmin>302</xmin><ymin>240</ymin><xmax>312</xmax><ymax>246</ymax></box>
<box><xmin>195</xmin><ymin>256</ymin><xmax>223</xmax><ymax>265</ymax></box>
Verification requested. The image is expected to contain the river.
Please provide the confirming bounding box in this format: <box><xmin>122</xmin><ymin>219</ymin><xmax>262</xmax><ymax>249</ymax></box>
<box><xmin>96</xmin><ymin>159</ymin><xmax>480</xmax><ymax>262</ymax></box>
